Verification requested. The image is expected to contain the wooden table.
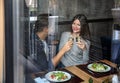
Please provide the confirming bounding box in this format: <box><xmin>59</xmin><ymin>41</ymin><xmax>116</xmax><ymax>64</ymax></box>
<box><xmin>32</xmin><ymin>59</ymin><xmax>117</xmax><ymax>83</ymax></box>
<box><xmin>65</xmin><ymin>59</ymin><xmax>117</xmax><ymax>83</ymax></box>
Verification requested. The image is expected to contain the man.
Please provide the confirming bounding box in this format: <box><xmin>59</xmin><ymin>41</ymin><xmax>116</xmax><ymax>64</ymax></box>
<box><xmin>27</xmin><ymin>14</ymin><xmax>73</xmax><ymax>73</ymax></box>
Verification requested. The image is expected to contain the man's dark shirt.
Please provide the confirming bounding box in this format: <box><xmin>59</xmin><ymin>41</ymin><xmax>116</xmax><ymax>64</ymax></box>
<box><xmin>32</xmin><ymin>34</ymin><xmax>54</xmax><ymax>71</ymax></box>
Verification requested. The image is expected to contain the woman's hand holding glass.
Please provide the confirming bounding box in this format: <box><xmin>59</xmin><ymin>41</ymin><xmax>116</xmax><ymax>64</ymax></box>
<box><xmin>61</xmin><ymin>40</ymin><xmax>73</xmax><ymax>53</ymax></box>
<box><xmin>76</xmin><ymin>39</ymin><xmax>86</xmax><ymax>50</ymax></box>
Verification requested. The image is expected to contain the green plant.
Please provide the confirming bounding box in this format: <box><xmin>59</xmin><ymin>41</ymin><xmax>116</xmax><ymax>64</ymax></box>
<box><xmin>89</xmin><ymin>77</ymin><xmax>93</xmax><ymax>83</ymax></box>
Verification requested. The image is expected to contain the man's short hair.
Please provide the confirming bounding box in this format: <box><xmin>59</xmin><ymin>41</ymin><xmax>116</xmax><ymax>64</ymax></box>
<box><xmin>34</xmin><ymin>14</ymin><xmax>51</xmax><ymax>33</ymax></box>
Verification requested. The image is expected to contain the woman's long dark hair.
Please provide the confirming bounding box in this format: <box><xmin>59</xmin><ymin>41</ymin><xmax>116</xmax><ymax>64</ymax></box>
<box><xmin>71</xmin><ymin>14</ymin><xmax>90</xmax><ymax>40</ymax></box>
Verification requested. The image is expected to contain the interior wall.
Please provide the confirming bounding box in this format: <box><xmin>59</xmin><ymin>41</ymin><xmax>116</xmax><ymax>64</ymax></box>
<box><xmin>37</xmin><ymin>0</ymin><xmax>114</xmax><ymax>39</ymax></box>
<box><xmin>38</xmin><ymin>0</ymin><xmax>114</xmax><ymax>20</ymax></box>
<box><xmin>0</xmin><ymin>0</ymin><xmax>5</xmax><ymax>82</ymax></box>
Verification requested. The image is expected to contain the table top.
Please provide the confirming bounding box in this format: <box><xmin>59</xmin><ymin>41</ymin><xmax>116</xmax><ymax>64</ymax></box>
<box><xmin>65</xmin><ymin>59</ymin><xmax>117</xmax><ymax>83</ymax></box>
<box><xmin>31</xmin><ymin>59</ymin><xmax>117</xmax><ymax>83</ymax></box>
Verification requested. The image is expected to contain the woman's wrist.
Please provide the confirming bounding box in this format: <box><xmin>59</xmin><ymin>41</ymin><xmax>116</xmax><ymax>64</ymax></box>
<box><xmin>60</xmin><ymin>47</ymin><xmax>66</xmax><ymax>54</ymax></box>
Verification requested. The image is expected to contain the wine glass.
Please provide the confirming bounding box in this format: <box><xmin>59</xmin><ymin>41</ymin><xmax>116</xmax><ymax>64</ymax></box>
<box><xmin>68</xmin><ymin>36</ymin><xmax>74</xmax><ymax>41</ymax></box>
<box><xmin>117</xmin><ymin>64</ymin><xmax>120</xmax><ymax>81</ymax></box>
<box><xmin>76</xmin><ymin>36</ymin><xmax>82</xmax><ymax>42</ymax></box>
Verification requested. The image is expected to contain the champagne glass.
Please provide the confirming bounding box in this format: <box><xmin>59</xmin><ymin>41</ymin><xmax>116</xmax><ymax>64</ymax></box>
<box><xmin>68</xmin><ymin>36</ymin><xmax>74</xmax><ymax>41</ymax></box>
<box><xmin>76</xmin><ymin>36</ymin><xmax>82</xmax><ymax>42</ymax></box>
<box><xmin>117</xmin><ymin>64</ymin><xmax>120</xmax><ymax>81</ymax></box>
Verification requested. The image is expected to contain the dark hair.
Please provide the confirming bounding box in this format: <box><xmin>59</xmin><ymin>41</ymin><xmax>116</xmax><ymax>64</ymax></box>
<box><xmin>34</xmin><ymin>14</ymin><xmax>51</xmax><ymax>33</ymax></box>
<box><xmin>71</xmin><ymin>14</ymin><xmax>90</xmax><ymax>40</ymax></box>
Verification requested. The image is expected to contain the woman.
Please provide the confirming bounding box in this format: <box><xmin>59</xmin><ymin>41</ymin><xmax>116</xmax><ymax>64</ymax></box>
<box><xmin>59</xmin><ymin>14</ymin><xmax>91</xmax><ymax>67</ymax></box>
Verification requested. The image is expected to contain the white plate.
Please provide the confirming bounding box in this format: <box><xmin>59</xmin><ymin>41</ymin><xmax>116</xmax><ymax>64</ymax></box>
<box><xmin>45</xmin><ymin>71</ymin><xmax>71</xmax><ymax>82</ymax></box>
<box><xmin>87</xmin><ymin>63</ymin><xmax>111</xmax><ymax>72</ymax></box>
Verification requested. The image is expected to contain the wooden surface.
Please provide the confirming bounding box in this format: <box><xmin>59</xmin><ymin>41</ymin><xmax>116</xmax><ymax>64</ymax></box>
<box><xmin>0</xmin><ymin>0</ymin><xmax>5</xmax><ymax>82</ymax></box>
<box><xmin>65</xmin><ymin>59</ymin><xmax>117</xmax><ymax>83</ymax></box>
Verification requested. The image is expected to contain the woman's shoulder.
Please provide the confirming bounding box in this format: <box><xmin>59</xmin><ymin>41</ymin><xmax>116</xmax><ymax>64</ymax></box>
<box><xmin>62</xmin><ymin>31</ymin><xmax>71</xmax><ymax>35</ymax></box>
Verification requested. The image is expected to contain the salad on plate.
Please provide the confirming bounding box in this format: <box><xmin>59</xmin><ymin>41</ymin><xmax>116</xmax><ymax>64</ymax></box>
<box><xmin>45</xmin><ymin>71</ymin><xmax>71</xmax><ymax>82</ymax></box>
<box><xmin>87</xmin><ymin>62</ymin><xmax>111</xmax><ymax>72</ymax></box>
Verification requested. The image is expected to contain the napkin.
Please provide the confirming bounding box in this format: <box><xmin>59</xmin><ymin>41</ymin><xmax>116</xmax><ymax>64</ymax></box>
<box><xmin>34</xmin><ymin>77</ymin><xmax>44</xmax><ymax>83</ymax></box>
<box><xmin>112</xmin><ymin>75</ymin><xmax>119</xmax><ymax>83</ymax></box>
<box><xmin>34</xmin><ymin>77</ymin><xmax>50</xmax><ymax>83</ymax></box>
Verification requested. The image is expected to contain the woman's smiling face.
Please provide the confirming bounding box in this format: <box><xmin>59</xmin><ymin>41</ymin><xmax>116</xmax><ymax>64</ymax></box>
<box><xmin>72</xmin><ymin>19</ymin><xmax>81</xmax><ymax>33</ymax></box>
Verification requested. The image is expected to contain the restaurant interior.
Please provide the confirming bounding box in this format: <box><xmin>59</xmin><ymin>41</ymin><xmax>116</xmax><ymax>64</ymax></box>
<box><xmin>1</xmin><ymin>0</ymin><xmax>120</xmax><ymax>83</ymax></box>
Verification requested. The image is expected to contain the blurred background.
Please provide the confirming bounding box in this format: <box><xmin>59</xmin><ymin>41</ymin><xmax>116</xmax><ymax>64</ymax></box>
<box><xmin>2</xmin><ymin>0</ymin><xmax>120</xmax><ymax>83</ymax></box>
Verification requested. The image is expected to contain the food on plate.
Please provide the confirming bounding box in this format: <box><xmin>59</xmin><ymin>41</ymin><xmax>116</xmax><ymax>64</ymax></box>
<box><xmin>91</xmin><ymin>62</ymin><xmax>108</xmax><ymax>71</ymax></box>
<box><xmin>50</xmin><ymin>71</ymin><xmax>68</xmax><ymax>81</ymax></box>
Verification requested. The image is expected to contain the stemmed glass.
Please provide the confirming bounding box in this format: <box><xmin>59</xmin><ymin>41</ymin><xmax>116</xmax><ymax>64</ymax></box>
<box><xmin>68</xmin><ymin>36</ymin><xmax>74</xmax><ymax>41</ymax></box>
<box><xmin>117</xmin><ymin>64</ymin><xmax>120</xmax><ymax>81</ymax></box>
<box><xmin>76</xmin><ymin>36</ymin><xmax>82</xmax><ymax>42</ymax></box>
